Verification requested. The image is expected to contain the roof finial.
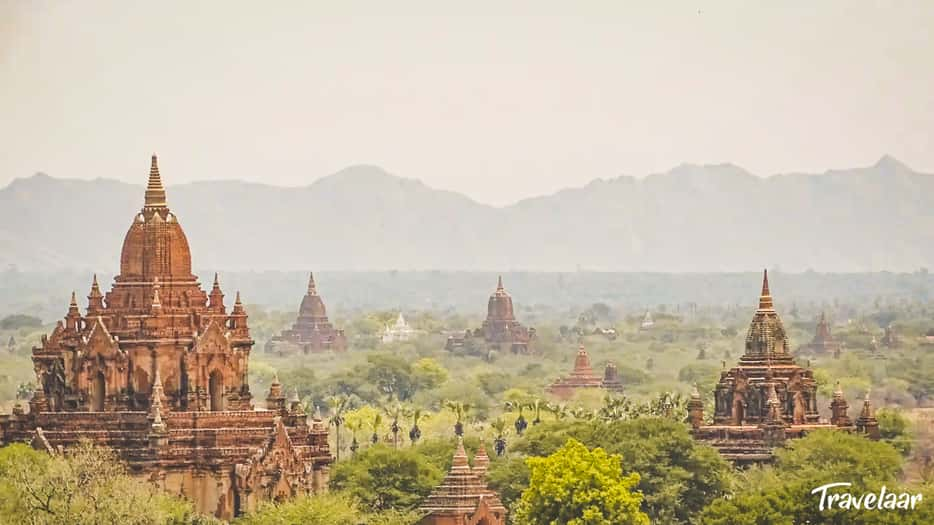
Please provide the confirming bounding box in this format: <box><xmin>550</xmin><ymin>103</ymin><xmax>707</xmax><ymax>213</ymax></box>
<box><xmin>497</xmin><ymin>275</ymin><xmax>504</xmax><ymax>291</ymax></box>
<box><xmin>70</xmin><ymin>290</ymin><xmax>78</xmax><ymax>307</ymax></box>
<box><xmin>758</xmin><ymin>269</ymin><xmax>774</xmax><ymax>310</ymax></box>
<box><xmin>213</xmin><ymin>272</ymin><xmax>220</xmax><ymax>287</ymax></box>
<box><xmin>144</xmin><ymin>153</ymin><xmax>167</xmax><ymax>207</ymax></box>
<box><xmin>307</xmin><ymin>272</ymin><xmax>317</xmax><ymax>294</ymax></box>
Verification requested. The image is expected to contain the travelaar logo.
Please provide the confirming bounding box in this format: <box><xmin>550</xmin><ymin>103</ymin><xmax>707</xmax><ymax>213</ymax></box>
<box><xmin>811</xmin><ymin>482</ymin><xmax>923</xmax><ymax>511</ymax></box>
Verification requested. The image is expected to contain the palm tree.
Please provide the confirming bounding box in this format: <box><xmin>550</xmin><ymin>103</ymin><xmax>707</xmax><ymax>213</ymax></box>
<box><xmin>490</xmin><ymin>417</ymin><xmax>509</xmax><ymax>457</ymax></box>
<box><xmin>527</xmin><ymin>398</ymin><xmax>545</xmax><ymax>426</ymax></box>
<box><xmin>383</xmin><ymin>403</ymin><xmax>405</xmax><ymax>449</ymax></box>
<box><xmin>444</xmin><ymin>400</ymin><xmax>471</xmax><ymax>437</ymax></box>
<box><xmin>505</xmin><ymin>401</ymin><xmax>528</xmax><ymax>436</ymax></box>
<box><xmin>546</xmin><ymin>402</ymin><xmax>569</xmax><ymax>421</ymax></box>
<box><xmin>346</xmin><ymin>419</ymin><xmax>362</xmax><ymax>456</ymax></box>
<box><xmin>369</xmin><ymin>413</ymin><xmax>383</xmax><ymax>444</ymax></box>
<box><xmin>327</xmin><ymin>395</ymin><xmax>353</xmax><ymax>460</ymax></box>
<box><xmin>406</xmin><ymin>407</ymin><xmax>427</xmax><ymax>445</ymax></box>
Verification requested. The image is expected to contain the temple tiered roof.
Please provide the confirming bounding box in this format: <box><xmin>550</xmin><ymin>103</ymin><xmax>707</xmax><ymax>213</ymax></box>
<box><xmin>418</xmin><ymin>440</ymin><xmax>507</xmax><ymax>525</ymax></box>
<box><xmin>691</xmin><ymin>270</ymin><xmax>874</xmax><ymax>464</ymax></box>
<box><xmin>266</xmin><ymin>272</ymin><xmax>347</xmax><ymax>354</ymax></box>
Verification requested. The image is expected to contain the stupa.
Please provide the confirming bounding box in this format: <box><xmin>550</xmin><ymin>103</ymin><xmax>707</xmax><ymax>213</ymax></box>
<box><xmin>798</xmin><ymin>311</ymin><xmax>842</xmax><ymax>358</ymax></box>
<box><xmin>418</xmin><ymin>440</ymin><xmax>507</xmax><ymax>525</ymax></box>
<box><xmin>691</xmin><ymin>270</ymin><xmax>873</xmax><ymax>464</ymax></box>
<box><xmin>266</xmin><ymin>273</ymin><xmax>347</xmax><ymax>354</ymax></box>
<box><xmin>445</xmin><ymin>276</ymin><xmax>535</xmax><ymax>354</ymax></box>
<box><xmin>547</xmin><ymin>344</ymin><xmax>621</xmax><ymax>399</ymax></box>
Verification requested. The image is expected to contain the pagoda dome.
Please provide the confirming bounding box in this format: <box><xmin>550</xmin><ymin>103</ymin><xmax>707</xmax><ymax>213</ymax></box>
<box><xmin>486</xmin><ymin>275</ymin><xmax>516</xmax><ymax>321</ymax></box>
<box><xmin>118</xmin><ymin>155</ymin><xmax>193</xmax><ymax>280</ymax></box>
<box><xmin>299</xmin><ymin>273</ymin><xmax>328</xmax><ymax>318</ymax></box>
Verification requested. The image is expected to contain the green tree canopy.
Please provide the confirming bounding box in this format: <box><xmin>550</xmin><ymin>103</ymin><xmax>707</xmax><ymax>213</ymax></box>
<box><xmin>329</xmin><ymin>444</ymin><xmax>443</xmax><ymax>511</ymax></box>
<box><xmin>514</xmin><ymin>438</ymin><xmax>649</xmax><ymax>525</ymax></box>
<box><xmin>0</xmin><ymin>441</ymin><xmax>214</xmax><ymax>525</ymax></box>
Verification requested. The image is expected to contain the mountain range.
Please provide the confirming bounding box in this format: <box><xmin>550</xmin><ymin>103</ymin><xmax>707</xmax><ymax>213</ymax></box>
<box><xmin>1</xmin><ymin>156</ymin><xmax>931</xmax><ymax>272</ymax></box>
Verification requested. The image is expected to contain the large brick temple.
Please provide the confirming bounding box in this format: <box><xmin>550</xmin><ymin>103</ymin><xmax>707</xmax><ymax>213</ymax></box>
<box><xmin>265</xmin><ymin>272</ymin><xmax>347</xmax><ymax>354</ymax></box>
<box><xmin>445</xmin><ymin>276</ymin><xmax>535</xmax><ymax>354</ymax></box>
<box><xmin>690</xmin><ymin>270</ymin><xmax>878</xmax><ymax>463</ymax></box>
<box><xmin>0</xmin><ymin>155</ymin><xmax>331</xmax><ymax>519</ymax></box>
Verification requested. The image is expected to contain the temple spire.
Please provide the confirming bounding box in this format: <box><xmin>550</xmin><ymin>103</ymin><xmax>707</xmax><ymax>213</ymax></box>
<box><xmin>144</xmin><ymin>153</ymin><xmax>167</xmax><ymax>208</ymax></box>
<box><xmin>87</xmin><ymin>274</ymin><xmax>104</xmax><ymax>313</ymax></box>
<box><xmin>758</xmin><ymin>269</ymin><xmax>774</xmax><ymax>310</ymax></box>
<box><xmin>496</xmin><ymin>275</ymin><xmax>504</xmax><ymax>292</ymax></box>
<box><xmin>307</xmin><ymin>272</ymin><xmax>317</xmax><ymax>295</ymax></box>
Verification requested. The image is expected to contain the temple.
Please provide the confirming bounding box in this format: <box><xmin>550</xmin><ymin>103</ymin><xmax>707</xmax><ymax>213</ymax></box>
<box><xmin>265</xmin><ymin>273</ymin><xmax>347</xmax><ymax>354</ymax></box>
<box><xmin>546</xmin><ymin>344</ymin><xmax>624</xmax><ymax>399</ymax></box>
<box><xmin>0</xmin><ymin>155</ymin><xmax>331</xmax><ymax>519</ymax></box>
<box><xmin>797</xmin><ymin>312</ymin><xmax>842</xmax><ymax>358</ymax></box>
<box><xmin>380</xmin><ymin>312</ymin><xmax>423</xmax><ymax>343</ymax></box>
<box><xmin>691</xmin><ymin>270</ymin><xmax>876</xmax><ymax>464</ymax></box>
<box><xmin>445</xmin><ymin>276</ymin><xmax>535</xmax><ymax>354</ymax></box>
<box><xmin>419</xmin><ymin>440</ymin><xmax>507</xmax><ymax>525</ymax></box>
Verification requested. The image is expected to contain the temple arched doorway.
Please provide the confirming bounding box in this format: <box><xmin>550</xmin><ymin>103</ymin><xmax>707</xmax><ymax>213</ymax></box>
<box><xmin>209</xmin><ymin>371</ymin><xmax>224</xmax><ymax>411</ymax></box>
<box><xmin>91</xmin><ymin>371</ymin><xmax>106</xmax><ymax>411</ymax></box>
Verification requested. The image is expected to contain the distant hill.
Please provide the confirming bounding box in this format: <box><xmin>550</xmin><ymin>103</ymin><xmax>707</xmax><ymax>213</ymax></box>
<box><xmin>1</xmin><ymin>157</ymin><xmax>932</xmax><ymax>272</ymax></box>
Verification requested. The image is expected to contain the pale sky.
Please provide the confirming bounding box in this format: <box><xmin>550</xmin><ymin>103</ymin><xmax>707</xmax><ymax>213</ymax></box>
<box><xmin>2</xmin><ymin>1</ymin><xmax>932</xmax><ymax>205</ymax></box>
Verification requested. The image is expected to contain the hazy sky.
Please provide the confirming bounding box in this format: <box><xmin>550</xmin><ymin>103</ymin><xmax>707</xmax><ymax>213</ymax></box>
<box><xmin>2</xmin><ymin>1</ymin><xmax>932</xmax><ymax>205</ymax></box>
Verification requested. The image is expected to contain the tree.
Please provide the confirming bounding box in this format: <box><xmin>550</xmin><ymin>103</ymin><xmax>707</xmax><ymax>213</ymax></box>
<box><xmin>406</xmin><ymin>406</ymin><xmax>428</xmax><ymax>445</ymax></box>
<box><xmin>512</xmin><ymin>418</ymin><xmax>731</xmax><ymax>523</ymax></box>
<box><xmin>514</xmin><ymin>438</ymin><xmax>649</xmax><ymax>525</ymax></box>
<box><xmin>411</xmin><ymin>358</ymin><xmax>448</xmax><ymax>391</ymax></box>
<box><xmin>444</xmin><ymin>400</ymin><xmax>471</xmax><ymax>437</ymax></box>
<box><xmin>329</xmin><ymin>445</ymin><xmax>443</xmax><ymax>512</ymax></box>
<box><xmin>327</xmin><ymin>395</ymin><xmax>353</xmax><ymax>460</ymax></box>
<box><xmin>698</xmin><ymin>430</ymin><xmax>931</xmax><ymax>525</ymax></box>
<box><xmin>0</xmin><ymin>441</ymin><xmax>214</xmax><ymax>525</ymax></box>
<box><xmin>232</xmin><ymin>491</ymin><xmax>423</xmax><ymax>525</ymax></box>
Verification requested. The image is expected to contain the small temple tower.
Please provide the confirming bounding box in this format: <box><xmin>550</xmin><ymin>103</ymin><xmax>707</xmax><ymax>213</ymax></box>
<box><xmin>690</xmin><ymin>270</ymin><xmax>874</xmax><ymax>464</ymax></box>
<box><xmin>798</xmin><ymin>311</ymin><xmax>842</xmax><ymax>358</ymax></box>
<box><xmin>0</xmin><ymin>155</ymin><xmax>332</xmax><ymax>519</ymax></box>
<box><xmin>601</xmin><ymin>362</ymin><xmax>625</xmax><ymax>393</ymax></box>
<box><xmin>546</xmin><ymin>344</ymin><xmax>603</xmax><ymax>399</ymax></box>
<box><xmin>830</xmin><ymin>382</ymin><xmax>852</xmax><ymax>427</ymax></box>
<box><xmin>266</xmin><ymin>273</ymin><xmax>347</xmax><ymax>354</ymax></box>
<box><xmin>419</xmin><ymin>440</ymin><xmax>507</xmax><ymax>525</ymax></box>
<box><xmin>855</xmin><ymin>391</ymin><xmax>881</xmax><ymax>440</ymax></box>
<box><xmin>688</xmin><ymin>383</ymin><xmax>704</xmax><ymax>430</ymax></box>
<box><xmin>445</xmin><ymin>276</ymin><xmax>535</xmax><ymax>355</ymax></box>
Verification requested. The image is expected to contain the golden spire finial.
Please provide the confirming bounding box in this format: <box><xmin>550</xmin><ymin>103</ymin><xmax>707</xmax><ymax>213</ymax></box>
<box><xmin>758</xmin><ymin>269</ymin><xmax>774</xmax><ymax>310</ymax></box>
<box><xmin>145</xmin><ymin>153</ymin><xmax>167</xmax><ymax>207</ymax></box>
<box><xmin>307</xmin><ymin>272</ymin><xmax>317</xmax><ymax>295</ymax></box>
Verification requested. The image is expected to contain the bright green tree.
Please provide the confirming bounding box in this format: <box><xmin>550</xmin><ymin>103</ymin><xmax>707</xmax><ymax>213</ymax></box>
<box><xmin>514</xmin><ymin>438</ymin><xmax>649</xmax><ymax>525</ymax></box>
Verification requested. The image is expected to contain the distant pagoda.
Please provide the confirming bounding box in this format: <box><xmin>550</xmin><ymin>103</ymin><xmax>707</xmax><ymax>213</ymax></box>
<box><xmin>266</xmin><ymin>273</ymin><xmax>347</xmax><ymax>354</ymax></box>
<box><xmin>691</xmin><ymin>270</ymin><xmax>875</xmax><ymax>464</ymax></box>
<box><xmin>547</xmin><ymin>344</ymin><xmax>622</xmax><ymax>399</ymax></box>
<box><xmin>445</xmin><ymin>276</ymin><xmax>535</xmax><ymax>355</ymax></box>
<box><xmin>798</xmin><ymin>311</ymin><xmax>842</xmax><ymax>358</ymax></box>
<box><xmin>418</xmin><ymin>440</ymin><xmax>507</xmax><ymax>525</ymax></box>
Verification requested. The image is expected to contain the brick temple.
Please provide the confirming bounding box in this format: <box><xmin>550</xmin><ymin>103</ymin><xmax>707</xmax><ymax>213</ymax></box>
<box><xmin>0</xmin><ymin>155</ymin><xmax>331</xmax><ymax>519</ymax></box>
<box><xmin>546</xmin><ymin>344</ymin><xmax>624</xmax><ymax>399</ymax></box>
<box><xmin>445</xmin><ymin>276</ymin><xmax>535</xmax><ymax>354</ymax></box>
<box><xmin>266</xmin><ymin>273</ymin><xmax>347</xmax><ymax>354</ymax></box>
<box><xmin>419</xmin><ymin>441</ymin><xmax>507</xmax><ymax>525</ymax></box>
<box><xmin>798</xmin><ymin>311</ymin><xmax>842</xmax><ymax>358</ymax></box>
<box><xmin>691</xmin><ymin>270</ymin><xmax>877</xmax><ymax>463</ymax></box>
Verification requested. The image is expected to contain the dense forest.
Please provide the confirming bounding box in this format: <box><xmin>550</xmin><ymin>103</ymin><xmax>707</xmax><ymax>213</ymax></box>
<box><xmin>1</xmin><ymin>278</ymin><xmax>932</xmax><ymax>523</ymax></box>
